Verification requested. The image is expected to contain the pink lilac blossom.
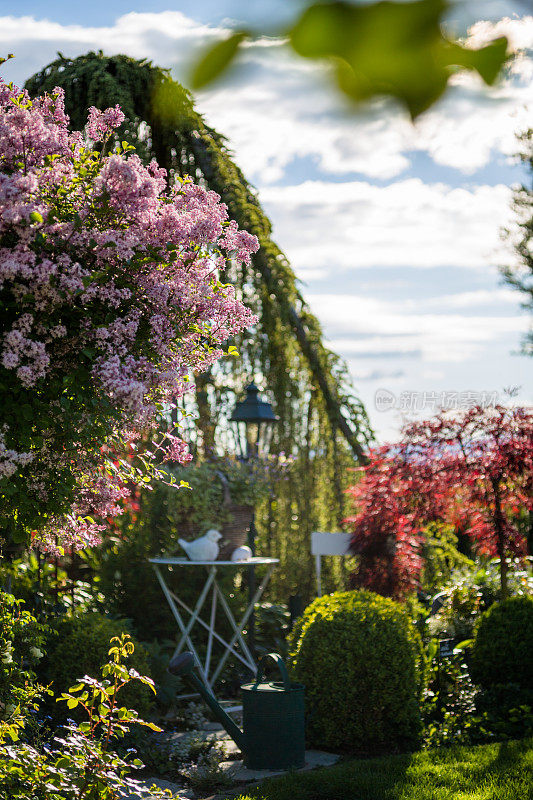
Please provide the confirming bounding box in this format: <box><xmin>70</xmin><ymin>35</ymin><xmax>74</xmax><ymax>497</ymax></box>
<box><xmin>0</xmin><ymin>79</ymin><xmax>259</xmax><ymax>551</ymax></box>
<box><xmin>86</xmin><ymin>105</ymin><xmax>125</xmax><ymax>142</ymax></box>
<box><xmin>161</xmin><ymin>434</ymin><xmax>193</xmax><ymax>464</ymax></box>
<box><xmin>0</xmin><ymin>426</ymin><xmax>33</xmax><ymax>479</ymax></box>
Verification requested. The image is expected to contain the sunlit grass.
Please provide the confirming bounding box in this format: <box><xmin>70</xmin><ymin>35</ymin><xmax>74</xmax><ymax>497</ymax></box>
<box><xmin>233</xmin><ymin>739</ymin><xmax>532</xmax><ymax>800</ymax></box>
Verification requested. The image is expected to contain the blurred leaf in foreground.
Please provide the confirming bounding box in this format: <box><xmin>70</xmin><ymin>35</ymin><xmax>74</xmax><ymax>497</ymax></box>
<box><xmin>189</xmin><ymin>0</ymin><xmax>509</xmax><ymax>119</ymax></box>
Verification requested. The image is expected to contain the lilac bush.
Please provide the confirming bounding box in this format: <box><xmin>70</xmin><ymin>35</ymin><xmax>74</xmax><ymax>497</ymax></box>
<box><xmin>0</xmin><ymin>78</ymin><xmax>258</xmax><ymax>552</ymax></box>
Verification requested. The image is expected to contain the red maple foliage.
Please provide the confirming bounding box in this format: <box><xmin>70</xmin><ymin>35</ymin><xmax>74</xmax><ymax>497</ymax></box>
<box><xmin>345</xmin><ymin>405</ymin><xmax>533</xmax><ymax>599</ymax></box>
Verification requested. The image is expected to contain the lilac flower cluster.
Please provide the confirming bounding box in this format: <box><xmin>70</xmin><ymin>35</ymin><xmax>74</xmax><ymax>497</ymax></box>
<box><xmin>86</xmin><ymin>105</ymin><xmax>125</xmax><ymax>142</ymax></box>
<box><xmin>0</xmin><ymin>79</ymin><xmax>259</xmax><ymax>551</ymax></box>
<box><xmin>0</xmin><ymin>425</ymin><xmax>33</xmax><ymax>479</ymax></box>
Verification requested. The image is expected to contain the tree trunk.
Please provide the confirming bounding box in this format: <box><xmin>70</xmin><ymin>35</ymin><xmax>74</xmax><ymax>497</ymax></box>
<box><xmin>492</xmin><ymin>478</ymin><xmax>508</xmax><ymax>600</ymax></box>
<box><xmin>499</xmin><ymin>550</ymin><xmax>508</xmax><ymax>601</ymax></box>
<box><xmin>195</xmin><ymin>369</ymin><xmax>216</xmax><ymax>457</ymax></box>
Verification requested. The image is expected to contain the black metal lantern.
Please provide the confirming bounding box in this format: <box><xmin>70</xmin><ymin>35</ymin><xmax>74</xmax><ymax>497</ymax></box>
<box><xmin>230</xmin><ymin>382</ymin><xmax>278</xmax><ymax>461</ymax></box>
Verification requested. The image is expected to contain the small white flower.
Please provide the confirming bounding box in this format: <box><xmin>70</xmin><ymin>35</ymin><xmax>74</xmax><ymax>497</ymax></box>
<box><xmin>30</xmin><ymin>646</ymin><xmax>43</xmax><ymax>659</ymax></box>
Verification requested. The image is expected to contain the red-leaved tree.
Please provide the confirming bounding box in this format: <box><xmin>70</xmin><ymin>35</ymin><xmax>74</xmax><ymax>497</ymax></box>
<box><xmin>345</xmin><ymin>405</ymin><xmax>533</xmax><ymax>599</ymax></box>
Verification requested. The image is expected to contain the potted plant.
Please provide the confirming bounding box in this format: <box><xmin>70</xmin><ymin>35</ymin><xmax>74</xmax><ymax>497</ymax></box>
<box><xmin>161</xmin><ymin>457</ymin><xmax>273</xmax><ymax>559</ymax></box>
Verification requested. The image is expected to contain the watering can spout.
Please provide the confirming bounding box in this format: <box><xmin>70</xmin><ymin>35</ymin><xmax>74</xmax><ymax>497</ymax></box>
<box><xmin>168</xmin><ymin>652</ymin><xmax>246</xmax><ymax>751</ymax></box>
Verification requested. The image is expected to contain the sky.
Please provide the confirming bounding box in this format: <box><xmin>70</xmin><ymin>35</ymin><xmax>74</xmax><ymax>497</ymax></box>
<box><xmin>1</xmin><ymin>0</ymin><xmax>532</xmax><ymax>442</ymax></box>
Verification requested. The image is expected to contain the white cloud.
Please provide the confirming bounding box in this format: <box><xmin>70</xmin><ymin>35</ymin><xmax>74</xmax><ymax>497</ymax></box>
<box><xmin>411</xmin><ymin>68</ymin><xmax>532</xmax><ymax>173</ymax></box>
<box><xmin>197</xmin><ymin>12</ymin><xmax>533</xmax><ymax>182</ymax></box>
<box><xmin>313</xmin><ymin>294</ymin><xmax>529</xmax><ymax>363</ymax></box>
<box><xmin>466</xmin><ymin>14</ymin><xmax>533</xmax><ymax>49</ymax></box>
<box><xmin>197</xmin><ymin>46</ymin><xmax>414</xmax><ymax>182</ymax></box>
<box><xmin>258</xmin><ymin>178</ymin><xmax>514</xmax><ymax>273</ymax></box>
<box><xmin>0</xmin><ymin>12</ymin><xmax>223</xmax><ymax>90</ymax></box>
<box><xmin>406</xmin><ymin>287</ymin><xmax>519</xmax><ymax>310</ymax></box>
<box><xmin>2</xmin><ymin>9</ymin><xmax>531</xmax><ymax>185</ymax></box>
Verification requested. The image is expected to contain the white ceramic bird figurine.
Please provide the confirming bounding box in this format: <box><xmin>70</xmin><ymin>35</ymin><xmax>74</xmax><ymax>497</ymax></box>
<box><xmin>231</xmin><ymin>545</ymin><xmax>253</xmax><ymax>562</ymax></box>
<box><xmin>178</xmin><ymin>529</ymin><xmax>222</xmax><ymax>561</ymax></box>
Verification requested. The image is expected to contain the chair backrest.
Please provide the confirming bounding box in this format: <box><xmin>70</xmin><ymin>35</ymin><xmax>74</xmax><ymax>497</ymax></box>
<box><xmin>311</xmin><ymin>531</ymin><xmax>351</xmax><ymax>556</ymax></box>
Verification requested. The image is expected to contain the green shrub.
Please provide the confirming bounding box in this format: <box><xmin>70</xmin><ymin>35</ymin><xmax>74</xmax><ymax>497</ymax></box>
<box><xmin>0</xmin><ymin>591</ymin><xmax>48</xmax><ymax>739</ymax></box>
<box><xmin>470</xmin><ymin>595</ymin><xmax>533</xmax><ymax>690</ymax></box>
<box><xmin>42</xmin><ymin>612</ymin><xmax>153</xmax><ymax>719</ymax></box>
<box><xmin>0</xmin><ymin>634</ymin><xmax>171</xmax><ymax>800</ymax></box>
<box><xmin>288</xmin><ymin>590</ymin><xmax>425</xmax><ymax>754</ymax></box>
<box><xmin>426</xmin><ymin>558</ymin><xmax>533</xmax><ymax>641</ymax></box>
<box><xmin>474</xmin><ymin>683</ymin><xmax>533</xmax><ymax>742</ymax></box>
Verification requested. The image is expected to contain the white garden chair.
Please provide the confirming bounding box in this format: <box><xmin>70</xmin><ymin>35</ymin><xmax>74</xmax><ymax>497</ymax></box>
<box><xmin>311</xmin><ymin>531</ymin><xmax>352</xmax><ymax>596</ymax></box>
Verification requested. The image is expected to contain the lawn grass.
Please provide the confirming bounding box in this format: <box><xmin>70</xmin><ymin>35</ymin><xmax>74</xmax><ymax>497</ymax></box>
<box><xmin>233</xmin><ymin>739</ymin><xmax>533</xmax><ymax>800</ymax></box>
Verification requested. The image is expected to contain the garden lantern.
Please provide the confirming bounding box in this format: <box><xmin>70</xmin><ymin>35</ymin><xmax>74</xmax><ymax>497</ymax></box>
<box><xmin>229</xmin><ymin>382</ymin><xmax>278</xmax><ymax>658</ymax></box>
<box><xmin>229</xmin><ymin>382</ymin><xmax>278</xmax><ymax>462</ymax></box>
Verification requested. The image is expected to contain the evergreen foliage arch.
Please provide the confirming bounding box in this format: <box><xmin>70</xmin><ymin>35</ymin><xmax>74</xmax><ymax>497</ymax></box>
<box><xmin>26</xmin><ymin>52</ymin><xmax>372</xmax><ymax>598</ymax></box>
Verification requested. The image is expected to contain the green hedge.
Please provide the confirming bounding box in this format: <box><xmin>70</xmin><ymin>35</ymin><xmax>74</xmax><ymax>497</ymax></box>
<box><xmin>288</xmin><ymin>590</ymin><xmax>425</xmax><ymax>754</ymax></box>
<box><xmin>470</xmin><ymin>595</ymin><xmax>533</xmax><ymax>690</ymax></box>
<box><xmin>42</xmin><ymin>612</ymin><xmax>153</xmax><ymax>719</ymax></box>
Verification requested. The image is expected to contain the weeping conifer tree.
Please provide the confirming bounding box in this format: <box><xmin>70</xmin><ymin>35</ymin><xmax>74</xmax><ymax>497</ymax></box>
<box><xmin>26</xmin><ymin>52</ymin><xmax>373</xmax><ymax>599</ymax></box>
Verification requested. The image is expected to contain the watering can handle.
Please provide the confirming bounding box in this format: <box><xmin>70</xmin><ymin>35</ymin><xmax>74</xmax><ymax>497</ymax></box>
<box><xmin>252</xmin><ymin>653</ymin><xmax>291</xmax><ymax>691</ymax></box>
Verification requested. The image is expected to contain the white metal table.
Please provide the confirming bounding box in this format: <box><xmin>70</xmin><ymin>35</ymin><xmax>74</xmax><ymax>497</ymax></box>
<box><xmin>149</xmin><ymin>556</ymin><xmax>279</xmax><ymax>691</ymax></box>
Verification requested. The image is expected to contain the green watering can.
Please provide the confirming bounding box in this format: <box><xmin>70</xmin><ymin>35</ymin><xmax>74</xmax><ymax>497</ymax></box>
<box><xmin>169</xmin><ymin>651</ymin><xmax>305</xmax><ymax>770</ymax></box>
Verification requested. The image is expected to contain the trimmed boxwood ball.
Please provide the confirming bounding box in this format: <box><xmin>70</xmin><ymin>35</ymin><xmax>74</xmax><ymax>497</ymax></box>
<box><xmin>288</xmin><ymin>590</ymin><xmax>425</xmax><ymax>754</ymax></box>
<box><xmin>470</xmin><ymin>595</ymin><xmax>533</xmax><ymax>690</ymax></box>
<box><xmin>43</xmin><ymin>612</ymin><xmax>154</xmax><ymax>720</ymax></box>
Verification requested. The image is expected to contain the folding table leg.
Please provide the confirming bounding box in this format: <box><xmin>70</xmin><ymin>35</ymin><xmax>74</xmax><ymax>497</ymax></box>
<box><xmin>174</xmin><ymin>567</ymin><xmax>216</xmax><ymax>657</ymax></box>
<box><xmin>167</xmin><ymin>589</ymin><xmax>252</xmax><ymax>673</ymax></box>
<box><xmin>204</xmin><ymin>582</ymin><xmax>217</xmax><ymax>681</ymax></box>
<box><xmin>214</xmin><ymin>582</ymin><xmax>255</xmax><ymax>672</ymax></box>
<box><xmin>210</xmin><ymin>564</ymin><xmax>276</xmax><ymax>685</ymax></box>
<box><xmin>152</xmin><ymin>564</ymin><xmax>209</xmax><ymax>684</ymax></box>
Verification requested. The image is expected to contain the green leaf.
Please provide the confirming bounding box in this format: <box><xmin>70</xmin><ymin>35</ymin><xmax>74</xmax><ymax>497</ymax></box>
<box><xmin>444</xmin><ymin>37</ymin><xmax>509</xmax><ymax>85</ymax></box>
<box><xmin>137</xmin><ymin>721</ymin><xmax>163</xmax><ymax>732</ymax></box>
<box><xmin>190</xmin><ymin>31</ymin><xmax>249</xmax><ymax>90</ymax></box>
<box><xmin>454</xmin><ymin>638</ymin><xmax>474</xmax><ymax>651</ymax></box>
<box><xmin>288</xmin><ymin>0</ymin><xmax>508</xmax><ymax>118</ymax></box>
<box><xmin>29</xmin><ymin>211</ymin><xmax>43</xmax><ymax>224</ymax></box>
<box><xmin>67</xmin><ymin>698</ymin><xmax>78</xmax><ymax>709</ymax></box>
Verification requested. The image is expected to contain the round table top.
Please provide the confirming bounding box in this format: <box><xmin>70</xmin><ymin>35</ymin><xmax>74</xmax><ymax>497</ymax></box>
<box><xmin>149</xmin><ymin>556</ymin><xmax>279</xmax><ymax>567</ymax></box>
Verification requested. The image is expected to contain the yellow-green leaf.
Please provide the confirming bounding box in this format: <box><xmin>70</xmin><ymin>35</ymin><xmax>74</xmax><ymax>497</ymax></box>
<box><xmin>444</xmin><ymin>37</ymin><xmax>509</xmax><ymax>86</ymax></box>
<box><xmin>190</xmin><ymin>31</ymin><xmax>249</xmax><ymax>90</ymax></box>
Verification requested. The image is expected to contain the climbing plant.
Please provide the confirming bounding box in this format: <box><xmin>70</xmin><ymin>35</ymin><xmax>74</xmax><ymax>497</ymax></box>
<box><xmin>26</xmin><ymin>52</ymin><xmax>372</xmax><ymax>600</ymax></box>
